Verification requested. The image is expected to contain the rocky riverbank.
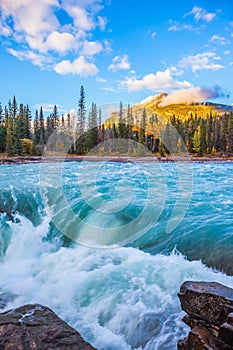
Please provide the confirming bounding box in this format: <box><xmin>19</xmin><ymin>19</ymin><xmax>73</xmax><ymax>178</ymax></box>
<box><xmin>178</xmin><ymin>281</ymin><xmax>233</xmax><ymax>349</ymax></box>
<box><xmin>0</xmin><ymin>303</ymin><xmax>96</xmax><ymax>350</ymax></box>
<box><xmin>1</xmin><ymin>154</ymin><xmax>233</xmax><ymax>164</ymax></box>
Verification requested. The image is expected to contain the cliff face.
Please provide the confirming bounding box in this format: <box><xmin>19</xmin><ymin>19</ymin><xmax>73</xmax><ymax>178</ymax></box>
<box><xmin>178</xmin><ymin>281</ymin><xmax>233</xmax><ymax>350</ymax></box>
<box><xmin>0</xmin><ymin>304</ymin><xmax>96</xmax><ymax>350</ymax></box>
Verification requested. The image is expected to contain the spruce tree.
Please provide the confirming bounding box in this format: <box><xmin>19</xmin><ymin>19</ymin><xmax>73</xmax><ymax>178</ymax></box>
<box><xmin>12</xmin><ymin>96</ymin><xmax>18</xmax><ymax>119</ymax></box>
<box><xmin>0</xmin><ymin>103</ymin><xmax>6</xmax><ymax>153</ymax></box>
<box><xmin>25</xmin><ymin>105</ymin><xmax>31</xmax><ymax>139</ymax></box>
<box><xmin>51</xmin><ymin>105</ymin><xmax>59</xmax><ymax>130</ymax></box>
<box><xmin>200</xmin><ymin>119</ymin><xmax>207</xmax><ymax>155</ymax></box>
<box><xmin>98</xmin><ymin>108</ymin><xmax>102</xmax><ymax>127</ymax></box>
<box><xmin>206</xmin><ymin>113</ymin><xmax>213</xmax><ymax>154</ymax></box>
<box><xmin>78</xmin><ymin>85</ymin><xmax>86</xmax><ymax>133</ymax></box>
<box><xmin>220</xmin><ymin>113</ymin><xmax>228</xmax><ymax>153</ymax></box>
<box><xmin>67</xmin><ymin>113</ymin><xmax>71</xmax><ymax>129</ymax></box>
<box><xmin>77</xmin><ymin>85</ymin><xmax>86</xmax><ymax>154</ymax></box>
<box><xmin>139</xmin><ymin>108</ymin><xmax>147</xmax><ymax>145</ymax></box>
<box><xmin>118</xmin><ymin>101</ymin><xmax>124</xmax><ymax>139</ymax></box>
<box><xmin>39</xmin><ymin>106</ymin><xmax>45</xmax><ymax>144</ymax></box>
<box><xmin>86</xmin><ymin>103</ymin><xmax>98</xmax><ymax>151</ymax></box>
<box><xmin>193</xmin><ymin>130</ymin><xmax>201</xmax><ymax>155</ymax></box>
<box><xmin>6</xmin><ymin>116</ymin><xmax>13</xmax><ymax>156</ymax></box>
<box><xmin>227</xmin><ymin>112</ymin><xmax>233</xmax><ymax>155</ymax></box>
<box><xmin>33</xmin><ymin>110</ymin><xmax>40</xmax><ymax>145</ymax></box>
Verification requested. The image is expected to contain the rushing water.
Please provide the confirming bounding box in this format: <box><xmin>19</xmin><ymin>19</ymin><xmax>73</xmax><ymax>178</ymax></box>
<box><xmin>1</xmin><ymin>161</ymin><xmax>233</xmax><ymax>350</ymax></box>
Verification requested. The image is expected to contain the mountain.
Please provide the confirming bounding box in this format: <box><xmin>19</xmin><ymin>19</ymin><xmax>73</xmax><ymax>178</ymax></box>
<box><xmin>134</xmin><ymin>92</ymin><xmax>233</xmax><ymax>120</ymax></box>
<box><xmin>105</xmin><ymin>92</ymin><xmax>233</xmax><ymax>126</ymax></box>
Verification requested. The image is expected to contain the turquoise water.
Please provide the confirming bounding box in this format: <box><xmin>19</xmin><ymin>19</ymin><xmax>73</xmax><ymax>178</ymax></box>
<box><xmin>0</xmin><ymin>161</ymin><xmax>233</xmax><ymax>349</ymax></box>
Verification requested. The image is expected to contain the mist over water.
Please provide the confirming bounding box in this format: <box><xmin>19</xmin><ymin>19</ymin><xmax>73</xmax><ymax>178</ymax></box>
<box><xmin>1</xmin><ymin>161</ymin><xmax>233</xmax><ymax>349</ymax></box>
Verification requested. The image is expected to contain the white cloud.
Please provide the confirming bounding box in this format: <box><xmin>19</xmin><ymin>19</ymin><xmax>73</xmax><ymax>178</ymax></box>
<box><xmin>169</xmin><ymin>66</ymin><xmax>184</xmax><ymax>76</ymax></box>
<box><xmin>96</xmin><ymin>77</ymin><xmax>107</xmax><ymax>83</ymax></box>
<box><xmin>151</xmin><ymin>32</ymin><xmax>157</xmax><ymax>39</ymax></box>
<box><xmin>108</xmin><ymin>55</ymin><xmax>131</xmax><ymax>72</ymax></box>
<box><xmin>179</xmin><ymin>52</ymin><xmax>224</xmax><ymax>72</ymax></box>
<box><xmin>98</xmin><ymin>16</ymin><xmax>107</xmax><ymax>31</ymax></box>
<box><xmin>168</xmin><ymin>24</ymin><xmax>192</xmax><ymax>31</ymax></box>
<box><xmin>7</xmin><ymin>48</ymin><xmax>50</xmax><ymax>67</ymax></box>
<box><xmin>224</xmin><ymin>50</ymin><xmax>230</xmax><ymax>55</ymax></box>
<box><xmin>121</xmin><ymin>68</ymin><xmax>192</xmax><ymax>92</ymax></box>
<box><xmin>26</xmin><ymin>31</ymin><xmax>78</xmax><ymax>54</ymax></box>
<box><xmin>0</xmin><ymin>0</ymin><xmax>108</xmax><ymax>73</ymax></box>
<box><xmin>159</xmin><ymin>87</ymin><xmax>223</xmax><ymax>106</ymax></box>
<box><xmin>82</xmin><ymin>40</ymin><xmax>103</xmax><ymax>55</ymax></box>
<box><xmin>185</xmin><ymin>6</ymin><xmax>216</xmax><ymax>22</ymax></box>
<box><xmin>45</xmin><ymin>31</ymin><xmax>77</xmax><ymax>53</ymax></box>
<box><xmin>168</xmin><ymin>20</ymin><xmax>206</xmax><ymax>33</ymax></box>
<box><xmin>0</xmin><ymin>21</ymin><xmax>12</xmax><ymax>36</ymax></box>
<box><xmin>103</xmin><ymin>39</ymin><xmax>112</xmax><ymax>54</ymax></box>
<box><xmin>0</xmin><ymin>0</ymin><xmax>59</xmax><ymax>37</ymax></box>
<box><xmin>230</xmin><ymin>62</ymin><xmax>233</xmax><ymax>66</ymax></box>
<box><xmin>168</xmin><ymin>23</ymin><xmax>196</xmax><ymax>32</ymax></box>
<box><xmin>210</xmin><ymin>34</ymin><xmax>230</xmax><ymax>45</ymax></box>
<box><xmin>64</xmin><ymin>5</ymin><xmax>94</xmax><ymax>31</ymax></box>
<box><xmin>54</xmin><ymin>56</ymin><xmax>98</xmax><ymax>76</ymax></box>
<box><xmin>102</xmin><ymin>87</ymin><xmax>117</xmax><ymax>92</ymax></box>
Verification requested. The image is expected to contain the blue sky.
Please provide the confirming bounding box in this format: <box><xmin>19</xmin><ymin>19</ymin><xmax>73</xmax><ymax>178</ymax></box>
<box><xmin>0</xmin><ymin>0</ymin><xmax>232</xmax><ymax>116</ymax></box>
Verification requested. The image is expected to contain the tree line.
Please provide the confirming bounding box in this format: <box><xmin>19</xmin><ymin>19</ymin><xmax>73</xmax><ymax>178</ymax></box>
<box><xmin>0</xmin><ymin>86</ymin><xmax>233</xmax><ymax>157</ymax></box>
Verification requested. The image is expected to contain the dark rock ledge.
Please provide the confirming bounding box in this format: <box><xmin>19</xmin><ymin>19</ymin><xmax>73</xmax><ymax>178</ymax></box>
<box><xmin>178</xmin><ymin>281</ymin><xmax>233</xmax><ymax>350</ymax></box>
<box><xmin>0</xmin><ymin>304</ymin><xmax>96</xmax><ymax>350</ymax></box>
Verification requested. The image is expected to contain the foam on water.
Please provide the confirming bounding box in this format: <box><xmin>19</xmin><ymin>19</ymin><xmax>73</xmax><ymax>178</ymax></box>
<box><xmin>1</xmin><ymin>162</ymin><xmax>233</xmax><ymax>349</ymax></box>
<box><xmin>0</xmin><ymin>214</ymin><xmax>233</xmax><ymax>349</ymax></box>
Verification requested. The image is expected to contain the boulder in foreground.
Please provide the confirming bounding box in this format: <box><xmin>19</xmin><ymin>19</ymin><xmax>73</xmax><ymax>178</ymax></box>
<box><xmin>178</xmin><ymin>281</ymin><xmax>233</xmax><ymax>350</ymax></box>
<box><xmin>0</xmin><ymin>304</ymin><xmax>96</xmax><ymax>350</ymax></box>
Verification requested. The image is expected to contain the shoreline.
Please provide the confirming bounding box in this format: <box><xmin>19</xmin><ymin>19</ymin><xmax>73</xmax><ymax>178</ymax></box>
<box><xmin>1</xmin><ymin>154</ymin><xmax>233</xmax><ymax>164</ymax></box>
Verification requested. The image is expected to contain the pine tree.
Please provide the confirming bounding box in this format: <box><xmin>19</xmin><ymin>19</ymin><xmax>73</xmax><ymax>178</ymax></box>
<box><xmin>139</xmin><ymin>108</ymin><xmax>147</xmax><ymax>145</ymax></box>
<box><xmin>33</xmin><ymin>110</ymin><xmax>40</xmax><ymax>145</ymax></box>
<box><xmin>78</xmin><ymin>85</ymin><xmax>86</xmax><ymax>133</ymax></box>
<box><xmin>17</xmin><ymin>104</ymin><xmax>26</xmax><ymax>139</ymax></box>
<box><xmin>46</xmin><ymin>115</ymin><xmax>52</xmax><ymax>142</ymax></box>
<box><xmin>213</xmin><ymin>116</ymin><xmax>221</xmax><ymax>152</ymax></box>
<box><xmin>220</xmin><ymin>113</ymin><xmax>228</xmax><ymax>153</ymax></box>
<box><xmin>158</xmin><ymin>139</ymin><xmax>166</xmax><ymax>156</ymax></box>
<box><xmin>227</xmin><ymin>112</ymin><xmax>233</xmax><ymax>155</ymax></box>
<box><xmin>98</xmin><ymin>108</ymin><xmax>102</xmax><ymax>127</ymax></box>
<box><xmin>6</xmin><ymin>116</ymin><xmax>13</xmax><ymax>156</ymax></box>
<box><xmin>0</xmin><ymin>103</ymin><xmax>3</xmax><ymax>124</ymax></box>
<box><xmin>163</xmin><ymin>122</ymin><xmax>172</xmax><ymax>154</ymax></box>
<box><xmin>77</xmin><ymin>85</ymin><xmax>86</xmax><ymax>154</ymax></box>
<box><xmin>51</xmin><ymin>105</ymin><xmax>59</xmax><ymax>130</ymax></box>
<box><xmin>12</xmin><ymin>96</ymin><xmax>18</xmax><ymax>119</ymax></box>
<box><xmin>206</xmin><ymin>113</ymin><xmax>213</xmax><ymax>154</ymax></box>
<box><xmin>67</xmin><ymin>113</ymin><xmax>71</xmax><ymax>129</ymax></box>
<box><xmin>98</xmin><ymin>108</ymin><xmax>104</xmax><ymax>144</ymax></box>
<box><xmin>61</xmin><ymin>115</ymin><xmax>65</xmax><ymax>128</ymax></box>
<box><xmin>200</xmin><ymin>119</ymin><xmax>207</xmax><ymax>155</ymax></box>
<box><xmin>0</xmin><ymin>102</ymin><xmax>6</xmax><ymax>153</ymax></box>
<box><xmin>86</xmin><ymin>103</ymin><xmax>98</xmax><ymax>151</ymax></box>
<box><xmin>39</xmin><ymin>106</ymin><xmax>45</xmax><ymax>144</ymax></box>
<box><xmin>118</xmin><ymin>101</ymin><xmax>124</xmax><ymax>139</ymax></box>
<box><xmin>193</xmin><ymin>130</ymin><xmax>201</xmax><ymax>155</ymax></box>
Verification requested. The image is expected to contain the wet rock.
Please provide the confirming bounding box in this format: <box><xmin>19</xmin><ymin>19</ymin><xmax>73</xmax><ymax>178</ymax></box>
<box><xmin>178</xmin><ymin>281</ymin><xmax>233</xmax><ymax>350</ymax></box>
<box><xmin>0</xmin><ymin>304</ymin><xmax>96</xmax><ymax>350</ymax></box>
<box><xmin>219</xmin><ymin>313</ymin><xmax>233</xmax><ymax>347</ymax></box>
